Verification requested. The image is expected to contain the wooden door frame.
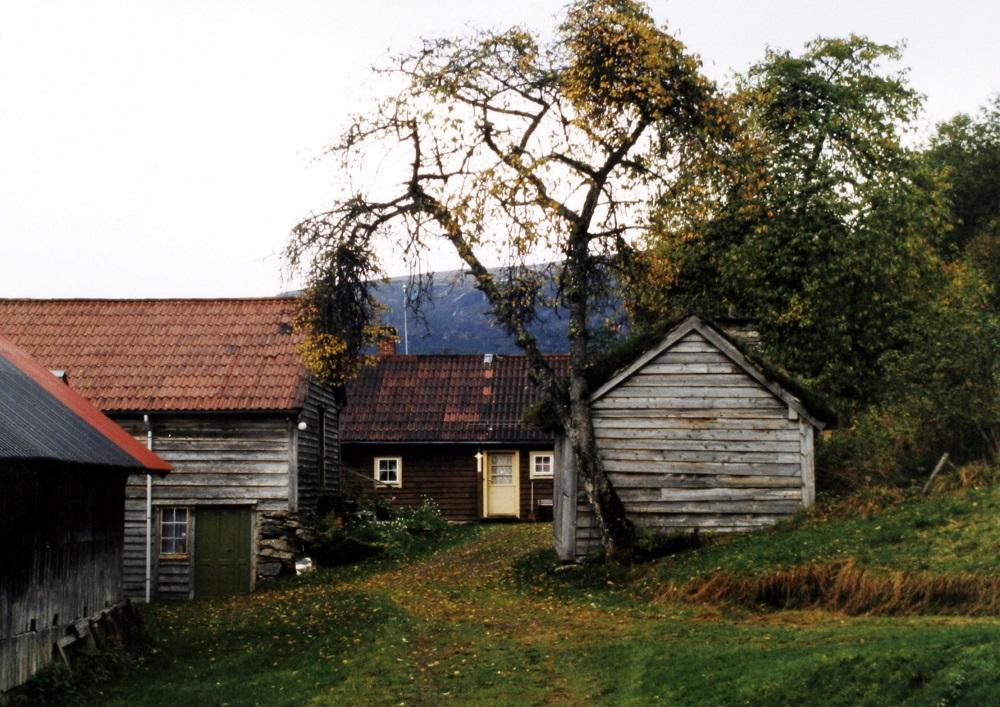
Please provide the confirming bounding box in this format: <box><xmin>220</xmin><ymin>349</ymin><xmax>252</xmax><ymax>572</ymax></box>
<box><xmin>482</xmin><ymin>449</ymin><xmax>520</xmax><ymax>519</ymax></box>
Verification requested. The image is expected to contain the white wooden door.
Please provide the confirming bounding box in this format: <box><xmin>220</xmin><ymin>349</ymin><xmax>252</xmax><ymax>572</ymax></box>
<box><xmin>484</xmin><ymin>451</ymin><xmax>519</xmax><ymax>517</ymax></box>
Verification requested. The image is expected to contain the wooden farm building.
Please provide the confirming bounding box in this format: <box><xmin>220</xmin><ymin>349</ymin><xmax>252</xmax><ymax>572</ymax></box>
<box><xmin>341</xmin><ymin>351</ymin><xmax>568</xmax><ymax>520</ymax></box>
<box><xmin>554</xmin><ymin>316</ymin><xmax>826</xmax><ymax>561</ymax></box>
<box><xmin>0</xmin><ymin>335</ymin><xmax>170</xmax><ymax>693</ymax></box>
<box><xmin>0</xmin><ymin>298</ymin><xmax>339</xmax><ymax>600</ymax></box>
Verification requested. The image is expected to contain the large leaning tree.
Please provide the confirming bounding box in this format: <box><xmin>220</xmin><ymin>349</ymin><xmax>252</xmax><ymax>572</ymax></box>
<box><xmin>287</xmin><ymin>0</ymin><xmax>740</xmax><ymax>559</ymax></box>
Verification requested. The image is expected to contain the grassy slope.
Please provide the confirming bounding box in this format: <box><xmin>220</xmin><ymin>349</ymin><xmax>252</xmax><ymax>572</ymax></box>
<box><xmin>72</xmin><ymin>489</ymin><xmax>1000</xmax><ymax>706</ymax></box>
<box><xmin>652</xmin><ymin>486</ymin><xmax>1000</xmax><ymax>581</ymax></box>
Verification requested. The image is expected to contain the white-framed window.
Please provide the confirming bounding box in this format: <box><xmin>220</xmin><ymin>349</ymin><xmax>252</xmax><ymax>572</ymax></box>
<box><xmin>159</xmin><ymin>507</ymin><xmax>189</xmax><ymax>557</ymax></box>
<box><xmin>374</xmin><ymin>457</ymin><xmax>402</xmax><ymax>487</ymax></box>
<box><xmin>529</xmin><ymin>451</ymin><xmax>554</xmax><ymax>479</ymax></box>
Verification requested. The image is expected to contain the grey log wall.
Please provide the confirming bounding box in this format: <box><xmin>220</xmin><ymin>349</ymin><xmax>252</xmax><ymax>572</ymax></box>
<box><xmin>1</xmin><ymin>465</ymin><xmax>128</xmax><ymax>692</ymax></box>
<box><xmin>554</xmin><ymin>327</ymin><xmax>818</xmax><ymax>561</ymax></box>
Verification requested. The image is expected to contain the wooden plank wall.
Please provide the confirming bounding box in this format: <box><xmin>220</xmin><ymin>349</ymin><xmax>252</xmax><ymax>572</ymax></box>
<box><xmin>552</xmin><ymin>435</ymin><xmax>577</xmax><ymax>561</ymax></box>
<box><xmin>1</xmin><ymin>465</ymin><xmax>127</xmax><ymax>692</ymax></box>
<box><xmin>341</xmin><ymin>444</ymin><xmax>480</xmax><ymax>520</ymax></box>
<box><xmin>296</xmin><ymin>380</ymin><xmax>340</xmax><ymax>513</ymax></box>
<box><xmin>575</xmin><ymin>331</ymin><xmax>811</xmax><ymax>559</ymax></box>
<box><xmin>117</xmin><ymin>415</ymin><xmax>293</xmax><ymax>600</ymax></box>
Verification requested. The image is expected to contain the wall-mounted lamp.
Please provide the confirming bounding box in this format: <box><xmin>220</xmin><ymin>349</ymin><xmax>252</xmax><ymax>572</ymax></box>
<box><xmin>297</xmin><ymin>421</ymin><xmax>308</xmax><ymax>431</ymax></box>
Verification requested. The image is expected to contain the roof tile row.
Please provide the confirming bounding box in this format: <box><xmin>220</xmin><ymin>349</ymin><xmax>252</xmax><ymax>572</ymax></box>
<box><xmin>341</xmin><ymin>354</ymin><xmax>569</xmax><ymax>442</ymax></box>
<box><xmin>0</xmin><ymin>299</ymin><xmax>308</xmax><ymax>412</ymax></box>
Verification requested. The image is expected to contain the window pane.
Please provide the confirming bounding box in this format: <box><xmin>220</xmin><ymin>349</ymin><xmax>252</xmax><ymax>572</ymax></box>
<box><xmin>489</xmin><ymin>454</ymin><xmax>514</xmax><ymax>485</ymax></box>
<box><xmin>160</xmin><ymin>508</ymin><xmax>188</xmax><ymax>555</ymax></box>
<box><xmin>377</xmin><ymin>459</ymin><xmax>398</xmax><ymax>483</ymax></box>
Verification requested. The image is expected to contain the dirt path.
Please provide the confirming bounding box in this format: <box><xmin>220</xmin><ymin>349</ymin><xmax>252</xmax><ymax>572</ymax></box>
<box><xmin>353</xmin><ymin>524</ymin><xmax>640</xmax><ymax>704</ymax></box>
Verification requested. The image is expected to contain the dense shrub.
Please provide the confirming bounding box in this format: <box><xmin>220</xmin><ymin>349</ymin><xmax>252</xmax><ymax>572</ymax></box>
<box><xmin>309</xmin><ymin>498</ymin><xmax>449</xmax><ymax>567</ymax></box>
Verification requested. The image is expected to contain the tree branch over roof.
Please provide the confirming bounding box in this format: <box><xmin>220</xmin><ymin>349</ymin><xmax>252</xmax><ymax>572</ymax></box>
<box><xmin>287</xmin><ymin>0</ymin><xmax>742</xmax><ymax>558</ymax></box>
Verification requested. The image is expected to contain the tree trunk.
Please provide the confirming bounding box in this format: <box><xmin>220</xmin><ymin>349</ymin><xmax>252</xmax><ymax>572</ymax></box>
<box><xmin>564</xmin><ymin>255</ymin><xmax>634</xmax><ymax>561</ymax></box>
<box><xmin>565</xmin><ymin>372</ymin><xmax>635</xmax><ymax>561</ymax></box>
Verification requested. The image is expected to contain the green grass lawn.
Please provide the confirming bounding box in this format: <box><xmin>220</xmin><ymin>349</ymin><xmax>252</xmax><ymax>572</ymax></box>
<box><xmin>60</xmin><ymin>488</ymin><xmax>1000</xmax><ymax>706</ymax></box>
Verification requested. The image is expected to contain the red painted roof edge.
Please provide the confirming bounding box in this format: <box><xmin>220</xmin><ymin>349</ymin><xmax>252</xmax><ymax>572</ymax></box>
<box><xmin>0</xmin><ymin>335</ymin><xmax>171</xmax><ymax>473</ymax></box>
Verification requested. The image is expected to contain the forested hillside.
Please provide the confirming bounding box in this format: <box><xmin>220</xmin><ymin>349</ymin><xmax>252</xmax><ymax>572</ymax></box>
<box><xmin>373</xmin><ymin>268</ymin><xmax>626</xmax><ymax>354</ymax></box>
<box><xmin>374</xmin><ymin>269</ymin><xmax>570</xmax><ymax>354</ymax></box>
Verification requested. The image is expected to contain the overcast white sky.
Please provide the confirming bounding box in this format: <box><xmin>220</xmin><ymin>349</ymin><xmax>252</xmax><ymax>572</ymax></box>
<box><xmin>1</xmin><ymin>0</ymin><xmax>997</xmax><ymax>298</ymax></box>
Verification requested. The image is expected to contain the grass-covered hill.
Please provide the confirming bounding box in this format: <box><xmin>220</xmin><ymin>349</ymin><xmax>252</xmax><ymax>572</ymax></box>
<box><xmin>35</xmin><ymin>481</ymin><xmax>1000</xmax><ymax>706</ymax></box>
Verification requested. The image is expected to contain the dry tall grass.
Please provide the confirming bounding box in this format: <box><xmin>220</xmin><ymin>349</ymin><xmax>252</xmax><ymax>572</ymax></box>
<box><xmin>676</xmin><ymin>560</ymin><xmax>1000</xmax><ymax>615</ymax></box>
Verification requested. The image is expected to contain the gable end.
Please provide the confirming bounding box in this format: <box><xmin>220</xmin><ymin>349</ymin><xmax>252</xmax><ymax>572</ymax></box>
<box><xmin>590</xmin><ymin>317</ymin><xmax>825</xmax><ymax>430</ymax></box>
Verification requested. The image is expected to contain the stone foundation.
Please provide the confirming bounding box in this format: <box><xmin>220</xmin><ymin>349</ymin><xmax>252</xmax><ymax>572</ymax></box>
<box><xmin>256</xmin><ymin>511</ymin><xmax>316</xmax><ymax>581</ymax></box>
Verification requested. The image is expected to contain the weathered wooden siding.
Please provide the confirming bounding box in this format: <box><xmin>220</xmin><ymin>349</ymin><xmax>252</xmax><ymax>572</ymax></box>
<box><xmin>341</xmin><ymin>444</ymin><xmax>554</xmax><ymax>521</ymax></box>
<box><xmin>1</xmin><ymin>465</ymin><xmax>127</xmax><ymax>692</ymax></box>
<box><xmin>573</xmin><ymin>331</ymin><xmax>813</xmax><ymax>559</ymax></box>
<box><xmin>296</xmin><ymin>380</ymin><xmax>340</xmax><ymax>512</ymax></box>
<box><xmin>116</xmin><ymin>414</ymin><xmax>293</xmax><ymax>600</ymax></box>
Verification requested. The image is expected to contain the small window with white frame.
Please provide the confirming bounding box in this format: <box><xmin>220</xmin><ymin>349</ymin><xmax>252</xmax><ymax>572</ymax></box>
<box><xmin>374</xmin><ymin>457</ymin><xmax>402</xmax><ymax>487</ymax></box>
<box><xmin>529</xmin><ymin>451</ymin><xmax>554</xmax><ymax>479</ymax></box>
<box><xmin>159</xmin><ymin>507</ymin><xmax>189</xmax><ymax>557</ymax></box>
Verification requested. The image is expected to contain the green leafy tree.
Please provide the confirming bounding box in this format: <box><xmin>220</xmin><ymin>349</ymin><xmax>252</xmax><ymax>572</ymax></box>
<box><xmin>637</xmin><ymin>36</ymin><xmax>952</xmax><ymax>414</ymax></box>
<box><xmin>288</xmin><ymin>0</ymin><xmax>738</xmax><ymax>558</ymax></box>
<box><xmin>881</xmin><ymin>262</ymin><xmax>1000</xmax><ymax>461</ymax></box>
<box><xmin>928</xmin><ymin>95</ymin><xmax>1000</xmax><ymax>307</ymax></box>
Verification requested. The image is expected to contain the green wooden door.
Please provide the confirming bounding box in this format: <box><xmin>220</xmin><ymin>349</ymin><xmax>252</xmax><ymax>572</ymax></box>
<box><xmin>194</xmin><ymin>508</ymin><xmax>252</xmax><ymax>598</ymax></box>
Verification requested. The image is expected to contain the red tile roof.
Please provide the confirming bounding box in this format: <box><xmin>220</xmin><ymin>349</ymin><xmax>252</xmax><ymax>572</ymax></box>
<box><xmin>341</xmin><ymin>354</ymin><xmax>569</xmax><ymax>442</ymax></box>
<box><xmin>0</xmin><ymin>334</ymin><xmax>170</xmax><ymax>472</ymax></box>
<box><xmin>0</xmin><ymin>299</ymin><xmax>308</xmax><ymax>412</ymax></box>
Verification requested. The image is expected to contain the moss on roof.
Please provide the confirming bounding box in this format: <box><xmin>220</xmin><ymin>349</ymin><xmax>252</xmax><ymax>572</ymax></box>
<box><xmin>585</xmin><ymin>314</ymin><xmax>837</xmax><ymax>427</ymax></box>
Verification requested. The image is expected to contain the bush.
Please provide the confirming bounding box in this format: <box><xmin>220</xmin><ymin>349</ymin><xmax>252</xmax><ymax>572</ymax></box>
<box><xmin>308</xmin><ymin>498</ymin><xmax>449</xmax><ymax>567</ymax></box>
<box><xmin>817</xmin><ymin>263</ymin><xmax>1000</xmax><ymax>494</ymax></box>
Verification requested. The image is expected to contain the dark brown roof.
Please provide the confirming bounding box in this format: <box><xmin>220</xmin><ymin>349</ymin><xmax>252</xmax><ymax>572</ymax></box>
<box><xmin>0</xmin><ymin>334</ymin><xmax>170</xmax><ymax>472</ymax></box>
<box><xmin>0</xmin><ymin>299</ymin><xmax>308</xmax><ymax>412</ymax></box>
<box><xmin>341</xmin><ymin>354</ymin><xmax>569</xmax><ymax>442</ymax></box>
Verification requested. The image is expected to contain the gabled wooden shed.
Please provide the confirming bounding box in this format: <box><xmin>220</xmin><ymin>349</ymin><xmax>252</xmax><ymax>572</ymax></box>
<box><xmin>0</xmin><ymin>335</ymin><xmax>170</xmax><ymax>693</ymax></box>
<box><xmin>554</xmin><ymin>316</ymin><xmax>826</xmax><ymax>561</ymax></box>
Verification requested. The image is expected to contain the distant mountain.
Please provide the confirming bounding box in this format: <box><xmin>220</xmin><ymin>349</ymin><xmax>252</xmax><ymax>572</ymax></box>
<box><xmin>286</xmin><ymin>266</ymin><xmax>625</xmax><ymax>354</ymax></box>
<box><xmin>375</xmin><ymin>269</ymin><xmax>574</xmax><ymax>354</ymax></box>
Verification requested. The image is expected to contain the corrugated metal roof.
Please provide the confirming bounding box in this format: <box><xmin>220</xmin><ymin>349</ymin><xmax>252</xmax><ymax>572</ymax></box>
<box><xmin>0</xmin><ymin>298</ymin><xmax>308</xmax><ymax>412</ymax></box>
<box><xmin>0</xmin><ymin>335</ymin><xmax>170</xmax><ymax>472</ymax></box>
<box><xmin>341</xmin><ymin>354</ymin><xmax>568</xmax><ymax>442</ymax></box>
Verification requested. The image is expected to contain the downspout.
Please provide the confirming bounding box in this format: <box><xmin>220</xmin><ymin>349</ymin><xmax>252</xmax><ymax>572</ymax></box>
<box><xmin>143</xmin><ymin>414</ymin><xmax>153</xmax><ymax>604</ymax></box>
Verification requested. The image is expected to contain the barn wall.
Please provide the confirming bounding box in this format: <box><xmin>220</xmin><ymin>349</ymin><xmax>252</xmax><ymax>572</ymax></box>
<box><xmin>574</xmin><ymin>330</ymin><xmax>813</xmax><ymax>559</ymax></box>
<box><xmin>116</xmin><ymin>414</ymin><xmax>293</xmax><ymax>600</ymax></box>
<box><xmin>295</xmin><ymin>380</ymin><xmax>340</xmax><ymax>513</ymax></box>
<box><xmin>341</xmin><ymin>443</ymin><xmax>555</xmax><ymax>521</ymax></box>
<box><xmin>0</xmin><ymin>464</ymin><xmax>128</xmax><ymax>692</ymax></box>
